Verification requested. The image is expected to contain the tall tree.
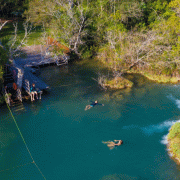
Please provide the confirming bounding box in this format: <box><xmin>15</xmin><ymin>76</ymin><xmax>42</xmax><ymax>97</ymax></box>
<box><xmin>25</xmin><ymin>0</ymin><xmax>93</xmax><ymax>55</ymax></box>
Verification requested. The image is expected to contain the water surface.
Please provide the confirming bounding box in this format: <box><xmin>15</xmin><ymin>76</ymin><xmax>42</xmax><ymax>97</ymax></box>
<box><xmin>1</xmin><ymin>62</ymin><xmax>180</xmax><ymax>179</ymax></box>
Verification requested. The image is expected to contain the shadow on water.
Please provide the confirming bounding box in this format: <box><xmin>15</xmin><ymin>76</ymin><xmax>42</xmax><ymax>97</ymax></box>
<box><xmin>123</xmin><ymin>73</ymin><xmax>153</xmax><ymax>87</ymax></box>
<box><xmin>39</xmin><ymin>58</ymin><xmax>155</xmax><ymax>103</ymax></box>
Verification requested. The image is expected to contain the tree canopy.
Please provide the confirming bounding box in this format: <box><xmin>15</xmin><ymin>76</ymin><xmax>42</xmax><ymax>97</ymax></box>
<box><xmin>0</xmin><ymin>0</ymin><xmax>28</xmax><ymax>18</ymax></box>
<box><xmin>1</xmin><ymin>0</ymin><xmax>180</xmax><ymax>78</ymax></box>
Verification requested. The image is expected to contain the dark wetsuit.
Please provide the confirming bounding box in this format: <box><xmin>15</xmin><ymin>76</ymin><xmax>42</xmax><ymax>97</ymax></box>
<box><xmin>30</xmin><ymin>86</ymin><xmax>36</xmax><ymax>92</ymax></box>
<box><xmin>90</xmin><ymin>102</ymin><xmax>103</xmax><ymax>107</ymax></box>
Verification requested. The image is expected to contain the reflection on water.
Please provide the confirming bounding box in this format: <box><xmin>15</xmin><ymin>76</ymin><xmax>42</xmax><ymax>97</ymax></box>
<box><xmin>29</xmin><ymin>102</ymin><xmax>42</xmax><ymax>115</ymax></box>
<box><xmin>102</xmin><ymin>141</ymin><xmax>116</xmax><ymax>150</ymax></box>
<box><xmin>124</xmin><ymin>73</ymin><xmax>151</xmax><ymax>87</ymax></box>
<box><xmin>100</xmin><ymin>173</ymin><xmax>139</xmax><ymax>180</ymax></box>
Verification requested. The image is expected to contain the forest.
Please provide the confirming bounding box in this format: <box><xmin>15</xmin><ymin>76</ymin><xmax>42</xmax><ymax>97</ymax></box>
<box><xmin>0</xmin><ymin>0</ymin><xmax>180</xmax><ymax>82</ymax></box>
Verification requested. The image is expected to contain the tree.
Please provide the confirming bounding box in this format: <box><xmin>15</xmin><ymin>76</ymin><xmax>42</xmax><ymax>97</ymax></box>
<box><xmin>0</xmin><ymin>19</ymin><xmax>32</xmax><ymax>79</ymax></box>
<box><xmin>25</xmin><ymin>0</ymin><xmax>92</xmax><ymax>55</ymax></box>
<box><xmin>0</xmin><ymin>0</ymin><xmax>28</xmax><ymax>18</ymax></box>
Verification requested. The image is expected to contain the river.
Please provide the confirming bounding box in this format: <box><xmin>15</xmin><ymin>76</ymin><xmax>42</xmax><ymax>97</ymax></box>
<box><xmin>0</xmin><ymin>60</ymin><xmax>180</xmax><ymax>180</ymax></box>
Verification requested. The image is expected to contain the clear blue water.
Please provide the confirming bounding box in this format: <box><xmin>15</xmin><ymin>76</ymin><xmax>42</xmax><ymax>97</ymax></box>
<box><xmin>1</xmin><ymin>62</ymin><xmax>180</xmax><ymax>180</ymax></box>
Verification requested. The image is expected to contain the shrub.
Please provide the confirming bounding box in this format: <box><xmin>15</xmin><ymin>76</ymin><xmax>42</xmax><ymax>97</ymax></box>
<box><xmin>168</xmin><ymin>122</ymin><xmax>180</xmax><ymax>140</ymax></box>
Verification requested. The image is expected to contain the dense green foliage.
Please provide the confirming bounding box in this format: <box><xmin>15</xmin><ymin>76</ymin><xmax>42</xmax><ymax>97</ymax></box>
<box><xmin>1</xmin><ymin>0</ymin><xmax>180</xmax><ymax>79</ymax></box>
<box><xmin>0</xmin><ymin>35</ymin><xmax>9</xmax><ymax>79</ymax></box>
<box><xmin>0</xmin><ymin>21</ymin><xmax>32</xmax><ymax>79</ymax></box>
<box><xmin>0</xmin><ymin>0</ymin><xmax>28</xmax><ymax>18</ymax></box>
<box><xmin>23</xmin><ymin>0</ymin><xmax>180</xmax><ymax>78</ymax></box>
<box><xmin>0</xmin><ymin>46</ymin><xmax>7</xmax><ymax>78</ymax></box>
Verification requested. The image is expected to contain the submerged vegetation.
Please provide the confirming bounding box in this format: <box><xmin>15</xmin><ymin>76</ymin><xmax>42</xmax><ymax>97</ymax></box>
<box><xmin>167</xmin><ymin>122</ymin><xmax>180</xmax><ymax>164</ymax></box>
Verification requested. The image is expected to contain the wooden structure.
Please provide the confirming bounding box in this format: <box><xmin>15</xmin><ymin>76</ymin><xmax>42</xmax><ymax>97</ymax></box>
<box><xmin>3</xmin><ymin>64</ymin><xmax>49</xmax><ymax>105</ymax></box>
<box><xmin>46</xmin><ymin>37</ymin><xmax>70</xmax><ymax>66</ymax></box>
<box><xmin>4</xmin><ymin>37</ymin><xmax>70</xmax><ymax>105</ymax></box>
<box><xmin>24</xmin><ymin>79</ymin><xmax>42</xmax><ymax>101</ymax></box>
<box><xmin>3</xmin><ymin>65</ymin><xmax>22</xmax><ymax>106</ymax></box>
<box><xmin>23</xmin><ymin>67</ymin><xmax>49</xmax><ymax>101</ymax></box>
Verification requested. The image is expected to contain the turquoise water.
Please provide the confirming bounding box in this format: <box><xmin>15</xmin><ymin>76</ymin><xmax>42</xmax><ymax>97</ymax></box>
<box><xmin>1</xmin><ymin>62</ymin><xmax>180</xmax><ymax>179</ymax></box>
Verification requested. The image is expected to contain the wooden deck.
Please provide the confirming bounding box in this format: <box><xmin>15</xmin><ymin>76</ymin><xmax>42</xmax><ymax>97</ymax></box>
<box><xmin>14</xmin><ymin>45</ymin><xmax>69</xmax><ymax>68</ymax></box>
<box><xmin>5</xmin><ymin>43</ymin><xmax>70</xmax><ymax>105</ymax></box>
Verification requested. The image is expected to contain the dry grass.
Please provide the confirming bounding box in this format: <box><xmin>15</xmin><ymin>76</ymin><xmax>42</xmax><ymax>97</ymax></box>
<box><xmin>143</xmin><ymin>73</ymin><xmax>179</xmax><ymax>83</ymax></box>
<box><xmin>128</xmin><ymin>69</ymin><xmax>180</xmax><ymax>83</ymax></box>
<box><xmin>105</xmin><ymin>77</ymin><xmax>133</xmax><ymax>89</ymax></box>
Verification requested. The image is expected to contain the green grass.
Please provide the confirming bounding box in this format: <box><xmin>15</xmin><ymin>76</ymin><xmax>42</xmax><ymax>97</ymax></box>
<box><xmin>128</xmin><ymin>69</ymin><xmax>180</xmax><ymax>83</ymax></box>
<box><xmin>0</xmin><ymin>21</ymin><xmax>44</xmax><ymax>46</ymax></box>
<box><xmin>0</xmin><ymin>21</ymin><xmax>45</xmax><ymax>83</ymax></box>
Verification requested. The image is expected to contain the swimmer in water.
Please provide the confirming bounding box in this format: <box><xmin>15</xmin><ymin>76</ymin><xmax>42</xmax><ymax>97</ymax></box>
<box><xmin>113</xmin><ymin>140</ymin><xmax>123</xmax><ymax>146</ymax></box>
<box><xmin>85</xmin><ymin>100</ymin><xmax>104</xmax><ymax>111</ymax></box>
<box><xmin>103</xmin><ymin>140</ymin><xmax>123</xmax><ymax>150</ymax></box>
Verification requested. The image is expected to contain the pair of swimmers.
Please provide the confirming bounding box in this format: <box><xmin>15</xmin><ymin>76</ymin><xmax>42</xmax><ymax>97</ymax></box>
<box><xmin>85</xmin><ymin>100</ymin><xmax>104</xmax><ymax>111</ymax></box>
<box><xmin>85</xmin><ymin>100</ymin><xmax>123</xmax><ymax>148</ymax></box>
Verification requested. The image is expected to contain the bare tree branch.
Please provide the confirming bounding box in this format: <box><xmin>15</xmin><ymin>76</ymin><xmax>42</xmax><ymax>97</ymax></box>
<box><xmin>9</xmin><ymin>20</ymin><xmax>33</xmax><ymax>58</ymax></box>
<box><xmin>0</xmin><ymin>20</ymin><xmax>8</xmax><ymax>31</ymax></box>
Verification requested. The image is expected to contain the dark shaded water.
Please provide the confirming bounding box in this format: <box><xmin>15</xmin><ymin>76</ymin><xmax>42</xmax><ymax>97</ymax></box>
<box><xmin>1</xmin><ymin>61</ymin><xmax>180</xmax><ymax>179</ymax></box>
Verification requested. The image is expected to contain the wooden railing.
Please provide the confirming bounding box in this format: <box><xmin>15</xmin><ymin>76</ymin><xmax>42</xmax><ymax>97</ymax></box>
<box><xmin>47</xmin><ymin>37</ymin><xmax>70</xmax><ymax>54</ymax></box>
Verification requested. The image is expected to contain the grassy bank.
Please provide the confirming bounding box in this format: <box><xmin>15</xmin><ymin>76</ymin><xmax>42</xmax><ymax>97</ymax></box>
<box><xmin>98</xmin><ymin>58</ymin><xmax>180</xmax><ymax>89</ymax></box>
<box><xmin>105</xmin><ymin>77</ymin><xmax>133</xmax><ymax>89</ymax></box>
<box><xmin>167</xmin><ymin>122</ymin><xmax>180</xmax><ymax>164</ymax></box>
<box><xmin>98</xmin><ymin>60</ymin><xmax>179</xmax><ymax>90</ymax></box>
<box><xmin>100</xmin><ymin>70</ymin><xmax>180</xmax><ymax>90</ymax></box>
<box><xmin>0</xmin><ymin>20</ymin><xmax>44</xmax><ymax>46</ymax></box>
<box><xmin>128</xmin><ymin>70</ymin><xmax>180</xmax><ymax>84</ymax></box>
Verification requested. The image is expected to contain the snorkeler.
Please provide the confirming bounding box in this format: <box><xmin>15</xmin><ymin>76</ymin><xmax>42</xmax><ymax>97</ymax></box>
<box><xmin>85</xmin><ymin>100</ymin><xmax>104</xmax><ymax>111</ymax></box>
<box><xmin>103</xmin><ymin>140</ymin><xmax>123</xmax><ymax>150</ymax></box>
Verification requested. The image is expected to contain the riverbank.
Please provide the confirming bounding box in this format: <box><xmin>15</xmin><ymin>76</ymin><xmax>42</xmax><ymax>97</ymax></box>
<box><xmin>167</xmin><ymin>122</ymin><xmax>180</xmax><ymax>165</ymax></box>
<box><xmin>104</xmin><ymin>77</ymin><xmax>133</xmax><ymax>89</ymax></box>
<box><xmin>97</xmin><ymin>59</ymin><xmax>180</xmax><ymax>90</ymax></box>
<box><xmin>128</xmin><ymin>69</ymin><xmax>180</xmax><ymax>84</ymax></box>
<box><xmin>97</xmin><ymin>68</ymin><xmax>180</xmax><ymax>90</ymax></box>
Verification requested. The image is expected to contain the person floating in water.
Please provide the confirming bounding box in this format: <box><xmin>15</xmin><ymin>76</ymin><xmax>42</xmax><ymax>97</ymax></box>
<box><xmin>85</xmin><ymin>100</ymin><xmax>104</xmax><ymax>111</ymax></box>
<box><xmin>30</xmin><ymin>83</ymin><xmax>38</xmax><ymax>101</ymax></box>
<box><xmin>102</xmin><ymin>140</ymin><xmax>123</xmax><ymax>150</ymax></box>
